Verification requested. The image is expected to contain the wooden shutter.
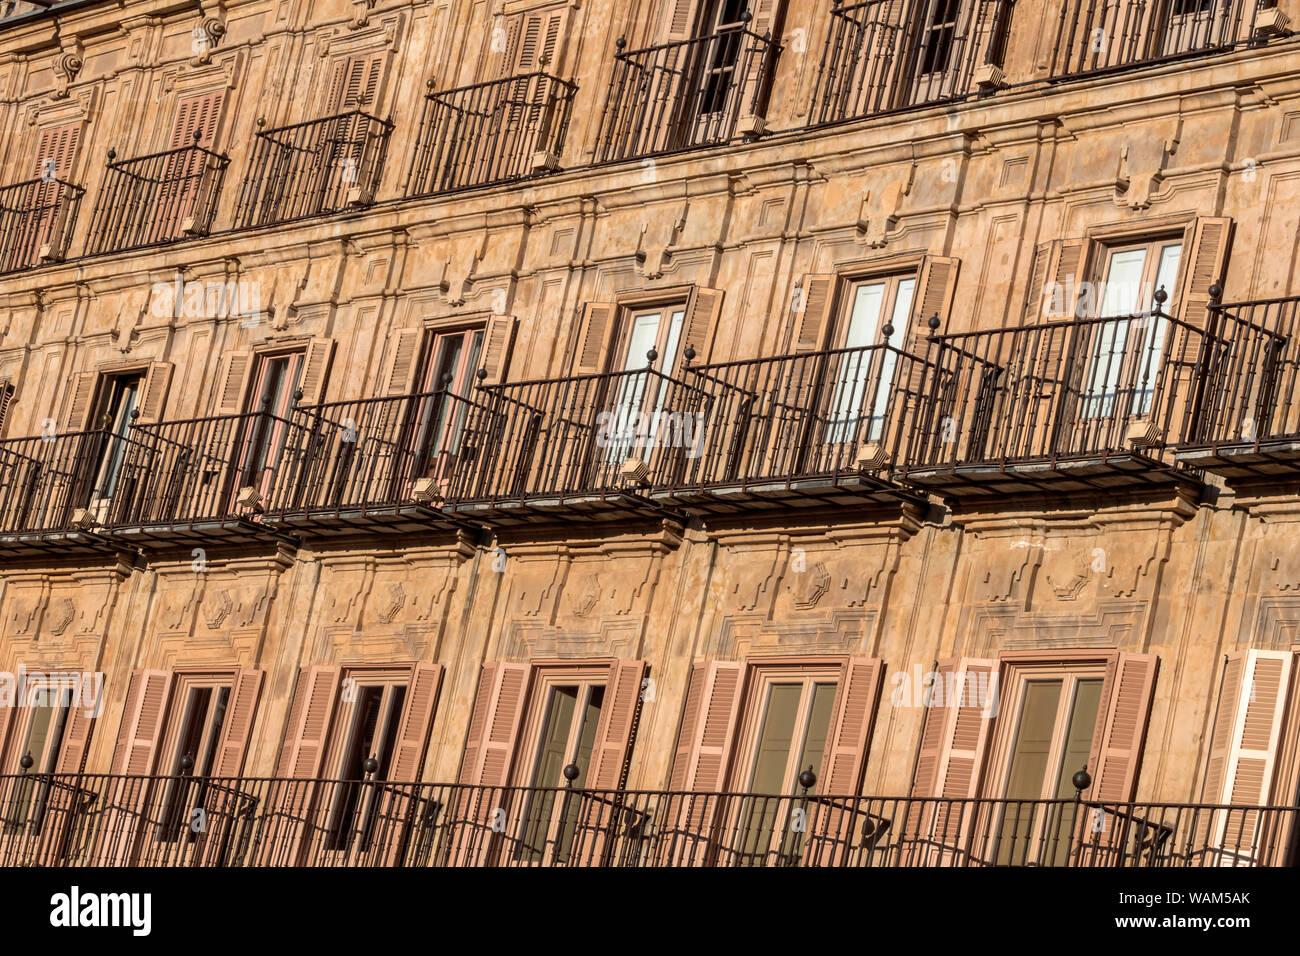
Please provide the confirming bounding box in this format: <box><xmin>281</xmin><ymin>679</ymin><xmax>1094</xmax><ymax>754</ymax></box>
<box><xmin>380</xmin><ymin>329</ymin><xmax>425</xmax><ymax>395</ymax></box>
<box><xmin>908</xmin><ymin>256</ymin><xmax>959</xmax><ymax>347</ymax></box>
<box><xmin>54</xmin><ymin>705</ymin><xmax>95</xmax><ymax>774</ymax></box>
<box><xmin>212</xmin><ymin>351</ymin><xmax>254</xmax><ymax>415</ymax></box>
<box><xmin>1175</xmin><ymin>216</ymin><xmax>1233</xmax><ymax>331</ymax></box>
<box><xmin>1202</xmin><ymin>650</ymin><xmax>1292</xmax><ymax>807</ymax></box>
<box><xmin>681</xmin><ymin>287</ymin><xmax>723</xmax><ymax>364</ymax></box>
<box><xmin>0</xmin><ymin>380</ymin><xmax>14</xmax><ymax>437</ymax></box>
<box><xmin>909</xmin><ymin>658</ymin><xmax>998</xmax><ymax>799</ymax></box>
<box><xmin>457</xmin><ymin>661</ymin><xmax>530</xmax><ymax>786</ymax></box>
<box><xmin>586</xmin><ymin>660</ymin><xmax>646</xmax><ymax>790</ymax></box>
<box><xmin>667</xmin><ymin>660</ymin><xmax>744</xmax><ymax>791</ymax></box>
<box><xmin>389</xmin><ymin>663</ymin><xmax>445</xmax><ymax>782</ymax></box>
<box><xmin>501</xmin><ymin>6</ymin><xmax>567</xmax><ymax>76</ymax></box>
<box><xmin>660</xmin><ymin>0</ymin><xmax>700</xmax><ymax>39</ymax></box>
<box><xmin>1023</xmin><ymin>238</ymin><xmax>1094</xmax><ymax>323</ymax></box>
<box><xmin>34</xmin><ymin>122</ymin><xmax>81</xmax><ymax>180</ymax></box>
<box><xmin>110</xmin><ymin>669</ymin><xmax>174</xmax><ymax>775</ymax></box>
<box><xmin>298</xmin><ymin>338</ymin><xmax>336</xmax><ymax>406</ymax></box>
<box><xmin>169</xmin><ymin>90</ymin><xmax>225</xmax><ymax>149</ymax></box>
<box><xmin>822</xmin><ymin>658</ymin><xmax>886</xmax><ymax>796</ymax></box>
<box><xmin>134</xmin><ymin>362</ymin><xmax>174</xmax><ymax>425</ymax></box>
<box><xmin>479</xmin><ymin>315</ymin><xmax>519</xmax><ymax>386</ymax></box>
<box><xmin>61</xmin><ymin>371</ymin><xmax>99</xmax><ymax>433</ymax></box>
<box><xmin>274</xmin><ymin>665</ymin><xmax>341</xmax><ymax>778</ymax></box>
<box><xmin>212</xmin><ymin>669</ymin><xmax>263</xmax><ymax>777</ymax></box>
<box><xmin>1088</xmin><ymin>652</ymin><xmax>1158</xmax><ymax>802</ymax></box>
<box><xmin>573</xmin><ymin>302</ymin><xmax>618</xmax><ymax>374</ymax></box>
<box><xmin>748</xmin><ymin>0</ymin><xmax>780</xmax><ymax>38</ymax></box>
<box><xmin>793</xmin><ymin>274</ymin><xmax>837</xmax><ymax>353</ymax></box>
<box><xmin>0</xmin><ymin>698</ymin><xmax>13</xmax><ymax>770</ymax></box>
<box><xmin>329</xmin><ymin>52</ymin><xmax>385</xmax><ymax>111</ymax></box>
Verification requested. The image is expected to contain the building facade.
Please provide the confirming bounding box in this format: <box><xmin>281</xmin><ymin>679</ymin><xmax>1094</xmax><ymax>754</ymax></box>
<box><xmin>0</xmin><ymin>0</ymin><xmax>1298</xmax><ymax>866</ymax></box>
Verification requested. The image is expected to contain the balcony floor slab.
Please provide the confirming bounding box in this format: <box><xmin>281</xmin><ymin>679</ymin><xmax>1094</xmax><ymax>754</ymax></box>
<box><xmin>654</xmin><ymin>472</ymin><xmax>925</xmax><ymax>516</ymax></box>
<box><xmin>1176</xmin><ymin>439</ymin><xmax>1300</xmax><ymax>482</ymax></box>
<box><xmin>447</xmin><ymin>491</ymin><xmax>684</xmax><ymax>527</ymax></box>
<box><xmin>263</xmin><ymin>503</ymin><xmax>477</xmax><ymax>536</ymax></box>
<box><xmin>900</xmin><ymin>452</ymin><xmax>1199</xmax><ymax>499</ymax></box>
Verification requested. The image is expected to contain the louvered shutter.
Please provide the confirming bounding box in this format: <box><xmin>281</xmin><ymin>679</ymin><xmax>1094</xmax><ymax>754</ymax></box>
<box><xmin>212</xmin><ymin>351</ymin><xmax>254</xmax><ymax>415</ymax></box>
<box><xmin>0</xmin><ymin>380</ymin><xmax>14</xmax><ymax>437</ymax></box>
<box><xmin>389</xmin><ymin>664</ymin><xmax>445</xmax><ymax>782</ymax></box>
<box><xmin>479</xmin><ymin>315</ymin><xmax>519</xmax><ymax>386</ymax></box>
<box><xmin>502</xmin><ymin>7</ymin><xmax>566</xmax><ymax>76</ymax></box>
<box><xmin>1088</xmin><ymin>652</ymin><xmax>1158</xmax><ymax>802</ymax></box>
<box><xmin>457</xmin><ymin>662</ymin><xmax>530</xmax><ymax>786</ymax></box>
<box><xmin>681</xmin><ymin>287</ymin><xmax>723</xmax><ymax>365</ymax></box>
<box><xmin>274</xmin><ymin>665</ymin><xmax>341</xmax><ymax>778</ymax></box>
<box><xmin>907</xmin><ymin>257</ymin><xmax>959</xmax><ymax>348</ymax></box>
<box><xmin>169</xmin><ymin>90</ymin><xmax>225</xmax><ymax>149</ymax></box>
<box><xmin>110</xmin><ymin>669</ymin><xmax>173</xmax><ymax>775</ymax></box>
<box><xmin>748</xmin><ymin>0</ymin><xmax>780</xmax><ymax>38</ymax></box>
<box><xmin>0</xmin><ymin>697</ymin><xmax>13</xmax><ymax>770</ymax></box>
<box><xmin>573</xmin><ymin>302</ymin><xmax>618</xmax><ymax>374</ymax></box>
<box><xmin>380</xmin><ymin>329</ymin><xmax>425</xmax><ymax>395</ymax></box>
<box><xmin>667</xmin><ymin>660</ymin><xmax>744</xmax><ymax>791</ymax></box>
<box><xmin>1198</xmin><ymin>650</ymin><xmax>1292</xmax><ymax>863</ymax></box>
<box><xmin>53</xmin><ymin>704</ymin><xmax>93</xmax><ymax>774</ymax></box>
<box><xmin>1175</xmin><ymin>216</ymin><xmax>1233</xmax><ymax>332</ymax></box>
<box><xmin>212</xmin><ymin>669</ymin><xmax>264</xmax><ymax>777</ymax></box>
<box><xmin>134</xmin><ymin>362</ymin><xmax>174</xmax><ymax>424</ymax></box>
<box><xmin>793</xmin><ymin>274</ymin><xmax>837</xmax><ymax>353</ymax></box>
<box><xmin>60</xmin><ymin>371</ymin><xmax>99</xmax><ymax>433</ymax></box>
<box><xmin>586</xmin><ymin>660</ymin><xmax>646</xmax><ymax>790</ymax></box>
<box><xmin>330</xmin><ymin>52</ymin><xmax>385</xmax><ymax>111</ymax></box>
<box><xmin>34</xmin><ymin>122</ymin><xmax>81</xmax><ymax>180</ymax></box>
<box><xmin>822</xmin><ymin>657</ymin><xmax>886</xmax><ymax>795</ymax></box>
<box><xmin>660</xmin><ymin>0</ymin><xmax>700</xmax><ymax>40</ymax></box>
<box><xmin>297</xmin><ymin>338</ymin><xmax>335</xmax><ymax>406</ymax></box>
<box><xmin>1024</xmin><ymin>239</ymin><xmax>1093</xmax><ymax>323</ymax></box>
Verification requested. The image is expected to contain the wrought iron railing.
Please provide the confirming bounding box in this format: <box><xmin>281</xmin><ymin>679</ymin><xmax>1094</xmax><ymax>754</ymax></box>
<box><xmin>409</xmin><ymin>72</ymin><xmax>577</xmax><ymax>197</ymax></box>
<box><xmin>1049</xmin><ymin>0</ymin><xmax>1260</xmax><ymax>78</ymax></box>
<box><xmin>0</xmin><ymin>429</ymin><xmax>156</xmax><ymax>536</ymax></box>
<box><xmin>268</xmin><ymin>389</ymin><xmax>496</xmax><ymax>518</ymax></box>
<box><xmin>0</xmin><ymin>177</ymin><xmax>84</xmax><ymax>273</ymax></box>
<box><xmin>594</xmin><ymin>24</ymin><xmax>780</xmax><ymax>163</ymax></box>
<box><xmin>904</xmin><ymin>309</ymin><xmax>1205</xmax><ymax>473</ymax></box>
<box><xmin>811</xmin><ymin>0</ymin><xmax>1013</xmax><ymax>125</ymax></box>
<box><xmin>1182</xmin><ymin>295</ymin><xmax>1300</xmax><ymax>449</ymax></box>
<box><xmin>85</xmin><ymin>137</ymin><xmax>229</xmax><ymax>255</ymax></box>
<box><xmin>449</xmin><ymin>365</ymin><xmax>711</xmax><ymax>505</ymax></box>
<box><xmin>0</xmin><ymin>773</ymin><xmax>1292</xmax><ymax>867</ymax></box>
<box><xmin>235</xmin><ymin>110</ymin><xmax>393</xmax><ymax>228</ymax></box>
<box><xmin>668</xmin><ymin>342</ymin><xmax>944</xmax><ymax>492</ymax></box>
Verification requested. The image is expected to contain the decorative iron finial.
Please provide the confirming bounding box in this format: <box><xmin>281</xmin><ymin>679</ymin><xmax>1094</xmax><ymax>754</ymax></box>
<box><xmin>1153</xmin><ymin>285</ymin><xmax>1168</xmax><ymax>307</ymax></box>
<box><xmin>363</xmin><ymin>755</ymin><xmax>380</xmax><ymax>776</ymax></box>
<box><xmin>1209</xmin><ymin>281</ymin><xmax>1223</xmax><ymax>302</ymax></box>
<box><xmin>646</xmin><ymin>347</ymin><xmax>658</xmax><ymax>367</ymax></box>
<box><xmin>881</xmin><ymin>322</ymin><xmax>895</xmax><ymax>340</ymax></box>
<box><xmin>684</xmin><ymin>344</ymin><xmax>696</xmax><ymax>366</ymax></box>
<box><xmin>476</xmin><ymin>367</ymin><xmax>488</xmax><ymax>383</ymax></box>
<box><xmin>615</xmin><ymin>36</ymin><xmax>626</xmax><ymax>50</ymax></box>
<box><xmin>19</xmin><ymin>752</ymin><xmax>33</xmax><ymax>772</ymax></box>
<box><xmin>562</xmin><ymin>763</ymin><xmax>580</xmax><ymax>786</ymax></box>
<box><xmin>798</xmin><ymin>766</ymin><xmax>816</xmax><ymax>792</ymax></box>
<box><xmin>1072</xmin><ymin>766</ymin><xmax>1092</xmax><ymax>796</ymax></box>
<box><xmin>928</xmin><ymin>313</ymin><xmax>940</xmax><ymax>332</ymax></box>
<box><xmin>179</xmin><ymin>753</ymin><xmax>195</xmax><ymax>773</ymax></box>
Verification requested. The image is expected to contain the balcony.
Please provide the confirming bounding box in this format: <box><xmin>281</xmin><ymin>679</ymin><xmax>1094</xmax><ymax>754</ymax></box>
<box><xmin>1049</xmin><ymin>0</ymin><xmax>1259</xmax><ymax>79</ymax></box>
<box><xmin>0</xmin><ymin>176</ymin><xmax>84</xmax><ymax>273</ymax></box>
<box><xmin>658</xmin><ymin>343</ymin><xmax>935</xmax><ymax>515</ymax></box>
<box><xmin>0</xmin><ymin>772</ymin><xmax>1292</xmax><ymax>867</ymax></box>
<box><xmin>1178</xmin><ymin>295</ymin><xmax>1300</xmax><ymax>482</ymax></box>
<box><xmin>446</xmin><ymin>364</ymin><xmax>703</xmax><ymax>524</ymax></box>
<box><xmin>811</xmin><ymin>0</ymin><xmax>1013</xmax><ymax>126</ymax></box>
<box><xmin>100</xmin><ymin>409</ymin><xmax>315</xmax><ymax>544</ymax></box>
<box><xmin>408</xmin><ymin>72</ymin><xmax>576</xmax><ymax>197</ymax></box>
<box><xmin>262</xmin><ymin>389</ymin><xmax>493</xmax><ymax>534</ymax></box>
<box><xmin>900</xmin><ymin>309</ymin><xmax>1206</xmax><ymax>499</ymax></box>
<box><xmin>594</xmin><ymin>23</ymin><xmax>779</xmax><ymax>163</ymax></box>
<box><xmin>235</xmin><ymin>110</ymin><xmax>393</xmax><ymax>229</ymax></box>
<box><xmin>85</xmin><ymin>136</ymin><xmax>229</xmax><ymax>256</ymax></box>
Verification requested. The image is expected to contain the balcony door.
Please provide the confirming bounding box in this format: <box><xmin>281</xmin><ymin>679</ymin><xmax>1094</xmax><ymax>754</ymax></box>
<box><xmin>2</xmin><ymin>686</ymin><xmax>72</xmax><ymax>838</ymax></box>
<box><xmin>407</xmin><ymin>328</ymin><xmax>484</xmax><ymax>497</ymax></box>
<box><xmin>824</xmin><ymin>275</ymin><xmax>916</xmax><ymax>446</ymax></box>
<box><xmin>604</xmin><ymin>304</ymin><xmax>686</xmax><ymax>464</ymax></box>
<box><xmin>234</xmin><ymin>352</ymin><xmax>303</xmax><ymax>504</ymax></box>
<box><xmin>1077</xmin><ymin>239</ymin><xmax>1182</xmax><ymax>423</ymax></box>
<box><xmin>151</xmin><ymin>680</ymin><xmax>232</xmax><ymax>861</ymax></box>
<box><xmin>1159</xmin><ymin>0</ymin><xmax>1227</xmax><ymax>58</ymax></box>
<box><xmin>84</xmin><ymin>373</ymin><xmax>143</xmax><ymax>523</ymax></box>
<box><xmin>728</xmin><ymin>671</ymin><xmax>838</xmax><ymax>866</ymax></box>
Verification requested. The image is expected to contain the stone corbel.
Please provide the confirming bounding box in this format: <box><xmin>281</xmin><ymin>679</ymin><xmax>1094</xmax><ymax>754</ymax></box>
<box><xmin>192</xmin><ymin>0</ymin><xmax>227</xmax><ymax>65</ymax></box>
<box><xmin>351</xmin><ymin>0</ymin><xmax>379</xmax><ymax>30</ymax></box>
<box><xmin>856</xmin><ymin>165</ymin><xmax>914</xmax><ymax>248</ymax></box>
<box><xmin>635</xmin><ymin>201</ymin><xmax>689</xmax><ymax>279</ymax></box>
<box><xmin>53</xmin><ymin>36</ymin><xmax>84</xmax><ymax>100</ymax></box>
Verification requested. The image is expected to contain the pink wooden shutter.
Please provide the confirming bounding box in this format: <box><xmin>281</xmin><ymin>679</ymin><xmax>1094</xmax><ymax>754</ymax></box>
<box><xmin>274</xmin><ymin>665</ymin><xmax>341</xmax><ymax>778</ymax></box>
<box><xmin>573</xmin><ymin>302</ymin><xmax>618</xmax><ymax>374</ymax></box>
<box><xmin>0</xmin><ymin>698</ymin><xmax>13</xmax><ymax>770</ymax></box>
<box><xmin>478</xmin><ymin>315</ymin><xmax>519</xmax><ymax>386</ymax></box>
<box><xmin>169</xmin><ymin>91</ymin><xmax>225</xmax><ymax>149</ymax></box>
<box><xmin>1174</xmin><ymin>216</ymin><xmax>1233</xmax><ymax>331</ymax></box>
<box><xmin>134</xmin><ymin>362</ymin><xmax>174</xmax><ymax>425</ymax></box>
<box><xmin>330</xmin><ymin>52</ymin><xmax>385</xmax><ymax>111</ymax></box>
<box><xmin>212</xmin><ymin>669</ymin><xmax>264</xmax><ymax>777</ymax></box>
<box><xmin>54</xmin><ymin>705</ymin><xmax>95</xmax><ymax>774</ymax></box>
<box><xmin>34</xmin><ymin>122</ymin><xmax>81</xmax><ymax>179</ymax></box>
<box><xmin>457</xmin><ymin>662</ymin><xmax>530</xmax><ymax>786</ymax></box>
<box><xmin>586</xmin><ymin>659</ymin><xmax>647</xmax><ymax>790</ymax></box>
<box><xmin>212</xmin><ymin>351</ymin><xmax>254</xmax><ymax>415</ymax></box>
<box><xmin>0</xmin><ymin>380</ymin><xmax>13</xmax><ymax>437</ymax></box>
<box><xmin>907</xmin><ymin>256</ymin><xmax>959</xmax><ymax>347</ymax></box>
<box><xmin>110</xmin><ymin>669</ymin><xmax>173</xmax><ymax>775</ymax></box>
<box><xmin>389</xmin><ymin>664</ymin><xmax>445</xmax><ymax>782</ymax></box>
<box><xmin>60</xmin><ymin>371</ymin><xmax>99</xmax><ymax>432</ymax></box>
<box><xmin>681</xmin><ymin>287</ymin><xmax>723</xmax><ymax>365</ymax></box>
<box><xmin>822</xmin><ymin>657</ymin><xmax>886</xmax><ymax>795</ymax></box>
<box><xmin>380</xmin><ymin>329</ymin><xmax>425</xmax><ymax>395</ymax></box>
<box><xmin>667</xmin><ymin>660</ymin><xmax>744</xmax><ymax>791</ymax></box>
<box><xmin>661</xmin><ymin>0</ymin><xmax>699</xmax><ymax>40</ymax></box>
<box><xmin>297</xmin><ymin>338</ymin><xmax>335</xmax><ymax>406</ymax></box>
<box><xmin>1088</xmin><ymin>652</ymin><xmax>1158</xmax><ymax>802</ymax></box>
<box><xmin>793</xmin><ymin>275</ymin><xmax>837</xmax><ymax>353</ymax></box>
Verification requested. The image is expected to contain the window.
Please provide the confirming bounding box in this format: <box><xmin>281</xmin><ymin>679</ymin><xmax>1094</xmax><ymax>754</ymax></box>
<box><xmin>237</xmin><ymin>350</ymin><xmax>304</xmax><ymax>497</ymax></box>
<box><xmin>825</xmin><ymin>274</ymin><xmax>916</xmax><ymax>444</ymax></box>
<box><xmin>695</xmin><ymin>0</ymin><xmax>750</xmax><ymax>115</ymax></box>
<box><xmin>323</xmin><ymin>676</ymin><xmax>407</xmax><ymax>853</ymax></box>
<box><xmin>154</xmin><ymin>679</ymin><xmax>233</xmax><ymax>844</ymax></box>
<box><xmin>1082</xmin><ymin>238</ymin><xmax>1183</xmax><ymax>418</ymax></box>
<box><xmin>86</xmin><ymin>373</ymin><xmax>142</xmax><ymax>518</ymax></box>
<box><xmin>4</xmin><ymin>686</ymin><xmax>72</xmax><ymax>834</ymax></box>
<box><xmin>607</xmin><ymin>303</ymin><xmax>688</xmax><ymax>461</ymax></box>
<box><xmin>409</xmin><ymin>327</ymin><xmax>485</xmax><ymax>491</ymax></box>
